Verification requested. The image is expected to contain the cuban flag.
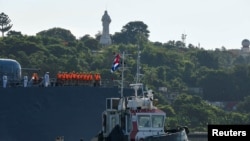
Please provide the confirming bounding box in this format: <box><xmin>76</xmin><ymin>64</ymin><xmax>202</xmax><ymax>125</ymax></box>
<box><xmin>111</xmin><ymin>53</ymin><xmax>120</xmax><ymax>73</ymax></box>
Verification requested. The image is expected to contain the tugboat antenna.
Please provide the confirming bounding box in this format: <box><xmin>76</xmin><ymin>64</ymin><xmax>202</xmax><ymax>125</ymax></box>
<box><xmin>135</xmin><ymin>45</ymin><xmax>141</xmax><ymax>83</ymax></box>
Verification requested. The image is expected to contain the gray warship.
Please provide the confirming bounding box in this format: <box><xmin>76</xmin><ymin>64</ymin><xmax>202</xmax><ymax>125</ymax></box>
<box><xmin>0</xmin><ymin>58</ymin><xmax>133</xmax><ymax>141</ymax></box>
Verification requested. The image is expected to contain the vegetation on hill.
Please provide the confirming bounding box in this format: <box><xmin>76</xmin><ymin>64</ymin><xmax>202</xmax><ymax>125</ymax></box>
<box><xmin>1</xmin><ymin>12</ymin><xmax>250</xmax><ymax>131</ymax></box>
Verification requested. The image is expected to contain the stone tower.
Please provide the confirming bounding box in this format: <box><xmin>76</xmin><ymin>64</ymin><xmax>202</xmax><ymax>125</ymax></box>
<box><xmin>100</xmin><ymin>10</ymin><xmax>112</xmax><ymax>46</ymax></box>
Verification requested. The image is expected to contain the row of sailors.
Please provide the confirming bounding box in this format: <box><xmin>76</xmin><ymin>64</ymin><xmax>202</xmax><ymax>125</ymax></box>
<box><xmin>2</xmin><ymin>72</ymin><xmax>101</xmax><ymax>88</ymax></box>
<box><xmin>56</xmin><ymin>72</ymin><xmax>101</xmax><ymax>81</ymax></box>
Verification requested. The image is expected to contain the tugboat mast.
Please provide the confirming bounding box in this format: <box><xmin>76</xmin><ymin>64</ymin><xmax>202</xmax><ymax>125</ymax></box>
<box><xmin>120</xmin><ymin>51</ymin><xmax>125</xmax><ymax>98</ymax></box>
<box><xmin>134</xmin><ymin>45</ymin><xmax>144</xmax><ymax>97</ymax></box>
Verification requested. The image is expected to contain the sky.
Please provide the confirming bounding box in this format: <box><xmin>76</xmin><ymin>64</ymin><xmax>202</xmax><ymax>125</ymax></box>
<box><xmin>1</xmin><ymin>0</ymin><xmax>250</xmax><ymax>50</ymax></box>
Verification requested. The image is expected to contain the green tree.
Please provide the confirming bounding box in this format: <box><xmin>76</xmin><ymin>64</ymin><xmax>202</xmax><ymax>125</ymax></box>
<box><xmin>172</xmin><ymin>94</ymin><xmax>223</xmax><ymax>131</ymax></box>
<box><xmin>236</xmin><ymin>96</ymin><xmax>250</xmax><ymax>113</ymax></box>
<box><xmin>195</xmin><ymin>50</ymin><xmax>219</xmax><ymax>69</ymax></box>
<box><xmin>0</xmin><ymin>12</ymin><xmax>13</xmax><ymax>37</ymax></box>
<box><xmin>7</xmin><ymin>30</ymin><xmax>22</xmax><ymax>37</ymax></box>
<box><xmin>79</xmin><ymin>35</ymin><xmax>100</xmax><ymax>50</ymax></box>
<box><xmin>36</xmin><ymin>27</ymin><xmax>76</xmax><ymax>43</ymax></box>
<box><xmin>112</xmin><ymin>21</ymin><xmax>150</xmax><ymax>44</ymax></box>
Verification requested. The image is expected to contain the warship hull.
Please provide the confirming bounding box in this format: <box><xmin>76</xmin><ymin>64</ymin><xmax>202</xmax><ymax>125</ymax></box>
<box><xmin>0</xmin><ymin>86</ymin><xmax>132</xmax><ymax>141</ymax></box>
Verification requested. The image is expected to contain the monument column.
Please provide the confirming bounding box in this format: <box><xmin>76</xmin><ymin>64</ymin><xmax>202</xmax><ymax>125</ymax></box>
<box><xmin>100</xmin><ymin>10</ymin><xmax>112</xmax><ymax>46</ymax></box>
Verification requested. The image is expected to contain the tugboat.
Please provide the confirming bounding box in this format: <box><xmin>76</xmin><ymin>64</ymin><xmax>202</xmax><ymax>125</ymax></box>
<box><xmin>95</xmin><ymin>50</ymin><xmax>189</xmax><ymax>141</ymax></box>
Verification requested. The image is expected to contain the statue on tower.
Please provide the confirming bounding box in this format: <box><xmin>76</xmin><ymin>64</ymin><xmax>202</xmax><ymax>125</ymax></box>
<box><xmin>240</xmin><ymin>39</ymin><xmax>250</xmax><ymax>56</ymax></box>
<box><xmin>100</xmin><ymin>10</ymin><xmax>112</xmax><ymax>46</ymax></box>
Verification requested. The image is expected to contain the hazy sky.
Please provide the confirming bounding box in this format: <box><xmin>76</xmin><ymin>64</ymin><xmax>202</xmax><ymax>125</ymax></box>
<box><xmin>1</xmin><ymin>0</ymin><xmax>250</xmax><ymax>50</ymax></box>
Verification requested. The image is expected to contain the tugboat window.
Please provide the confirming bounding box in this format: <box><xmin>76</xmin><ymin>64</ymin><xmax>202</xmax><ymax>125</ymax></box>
<box><xmin>152</xmin><ymin>115</ymin><xmax>164</xmax><ymax>128</ymax></box>
<box><xmin>138</xmin><ymin>115</ymin><xmax>151</xmax><ymax>128</ymax></box>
